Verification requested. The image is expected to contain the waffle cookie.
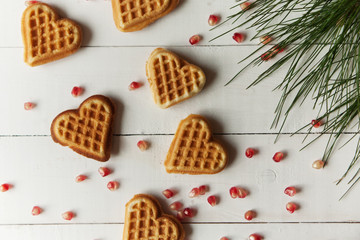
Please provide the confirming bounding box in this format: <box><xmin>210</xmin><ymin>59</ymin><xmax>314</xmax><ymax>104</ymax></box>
<box><xmin>146</xmin><ymin>48</ymin><xmax>206</xmax><ymax>108</ymax></box>
<box><xmin>165</xmin><ymin>114</ymin><xmax>227</xmax><ymax>174</ymax></box>
<box><xmin>111</xmin><ymin>0</ymin><xmax>179</xmax><ymax>32</ymax></box>
<box><xmin>51</xmin><ymin>95</ymin><xmax>115</xmax><ymax>162</ymax></box>
<box><xmin>123</xmin><ymin>194</ymin><xmax>185</xmax><ymax>240</ymax></box>
<box><xmin>21</xmin><ymin>2</ymin><xmax>82</xmax><ymax>66</ymax></box>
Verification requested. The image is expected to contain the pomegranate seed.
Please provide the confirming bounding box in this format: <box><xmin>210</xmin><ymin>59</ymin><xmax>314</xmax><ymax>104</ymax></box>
<box><xmin>25</xmin><ymin>0</ymin><xmax>38</xmax><ymax>6</ymax></box>
<box><xmin>128</xmin><ymin>81</ymin><xmax>142</xmax><ymax>90</ymax></box>
<box><xmin>71</xmin><ymin>86</ymin><xmax>83</xmax><ymax>97</ymax></box>
<box><xmin>272</xmin><ymin>152</ymin><xmax>284</xmax><ymax>162</ymax></box>
<box><xmin>238</xmin><ymin>187</ymin><xmax>248</xmax><ymax>198</ymax></box>
<box><xmin>260</xmin><ymin>35</ymin><xmax>272</xmax><ymax>44</ymax></box>
<box><xmin>240</xmin><ymin>2</ymin><xmax>251</xmax><ymax>10</ymax></box>
<box><xmin>62</xmin><ymin>211</ymin><xmax>74</xmax><ymax>220</ymax></box>
<box><xmin>286</xmin><ymin>202</ymin><xmax>298</xmax><ymax>213</ymax></box>
<box><xmin>137</xmin><ymin>140</ymin><xmax>149</xmax><ymax>151</ymax></box>
<box><xmin>189</xmin><ymin>35</ymin><xmax>201</xmax><ymax>45</ymax></box>
<box><xmin>229</xmin><ymin>187</ymin><xmax>239</xmax><ymax>198</ymax></box>
<box><xmin>208</xmin><ymin>15</ymin><xmax>220</xmax><ymax>26</ymax></box>
<box><xmin>311</xmin><ymin>119</ymin><xmax>322</xmax><ymax>128</ymax></box>
<box><xmin>169</xmin><ymin>201</ymin><xmax>183</xmax><ymax>211</ymax></box>
<box><xmin>244</xmin><ymin>210</ymin><xmax>256</xmax><ymax>220</ymax></box>
<box><xmin>284</xmin><ymin>186</ymin><xmax>297</xmax><ymax>197</ymax></box>
<box><xmin>207</xmin><ymin>195</ymin><xmax>217</xmax><ymax>206</ymax></box>
<box><xmin>249</xmin><ymin>233</ymin><xmax>263</xmax><ymax>240</ymax></box>
<box><xmin>183</xmin><ymin>208</ymin><xmax>194</xmax><ymax>218</ymax></box>
<box><xmin>261</xmin><ymin>45</ymin><xmax>284</xmax><ymax>61</ymax></box>
<box><xmin>24</xmin><ymin>102</ymin><xmax>35</xmax><ymax>110</ymax></box>
<box><xmin>312</xmin><ymin>160</ymin><xmax>324</xmax><ymax>169</ymax></box>
<box><xmin>232</xmin><ymin>33</ymin><xmax>245</xmax><ymax>43</ymax></box>
<box><xmin>198</xmin><ymin>185</ymin><xmax>207</xmax><ymax>195</ymax></box>
<box><xmin>245</xmin><ymin>148</ymin><xmax>255</xmax><ymax>158</ymax></box>
<box><xmin>107</xmin><ymin>181</ymin><xmax>119</xmax><ymax>191</ymax></box>
<box><xmin>162</xmin><ymin>189</ymin><xmax>175</xmax><ymax>199</ymax></box>
<box><xmin>0</xmin><ymin>184</ymin><xmax>10</xmax><ymax>192</ymax></box>
<box><xmin>189</xmin><ymin>187</ymin><xmax>200</xmax><ymax>198</ymax></box>
<box><xmin>75</xmin><ymin>175</ymin><xmax>87</xmax><ymax>182</ymax></box>
<box><xmin>220</xmin><ymin>238</ymin><xmax>229</xmax><ymax>240</ymax></box>
<box><xmin>31</xmin><ymin>206</ymin><xmax>42</xmax><ymax>216</ymax></box>
<box><xmin>98</xmin><ymin>167</ymin><xmax>111</xmax><ymax>177</ymax></box>
<box><xmin>176</xmin><ymin>210</ymin><xmax>185</xmax><ymax>220</ymax></box>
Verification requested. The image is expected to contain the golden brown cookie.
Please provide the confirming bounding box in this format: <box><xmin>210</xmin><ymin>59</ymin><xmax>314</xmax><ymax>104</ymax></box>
<box><xmin>165</xmin><ymin>114</ymin><xmax>227</xmax><ymax>174</ymax></box>
<box><xmin>123</xmin><ymin>194</ymin><xmax>185</xmax><ymax>240</ymax></box>
<box><xmin>51</xmin><ymin>95</ymin><xmax>115</xmax><ymax>162</ymax></box>
<box><xmin>146</xmin><ymin>48</ymin><xmax>206</xmax><ymax>108</ymax></box>
<box><xmin>111</xmin><ymin>0</ymin><xmax>179</xmax><ymax>32</ymax></box>
<box><xmin>21</xmin><ymin>2</ymin><xmax>82</xmax><ymax>66</ymax></box>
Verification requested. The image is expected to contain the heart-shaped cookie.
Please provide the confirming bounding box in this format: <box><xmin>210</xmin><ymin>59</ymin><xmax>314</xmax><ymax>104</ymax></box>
<box><xmin>111</xmin><ymin>0</ymin><xmax>179</xmax><ymax>32</ymax></box>
<box><xmin>165</xmin><ymin>114</ymin><xmax>227</xmax><ymax>174</ymax></box>
<box><xmin>146</xmin><ymin>48</ymin><xmax>206</xmax><ymax>108</ymax></box>
<box><xmin>50</xmin><ymin>95</ymin><xmax>115</xmax><ymax>162</ymax></box>
<box><xmin>21</xmin><ymin>3</ymin><xmax>82</xmax><ymax>66</ymax></box>
<box><xmin>123</xmin><ymin>194</ymin><xmax>184</xmax><ymax>240</ymax></box>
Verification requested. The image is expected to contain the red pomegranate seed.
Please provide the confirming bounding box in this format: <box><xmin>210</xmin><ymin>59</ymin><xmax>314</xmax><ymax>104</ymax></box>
<box><xmin>312</xmin><ymin>160</ymin><xmax>324</xmax><ymax>169</ymax></box>
<box><xmin>75</xmin><ymin>175</ymin><xmax>87</xmax><ymax>182</ymax></box>
<box><xmin>162</xmin><ymin>189</ymin><xmax>175</xmax><ymax>199</ymax></box>
<box><xmin>273</xmin><ymin>152</ymin><xmax>284</xmax><ymax>162</ymax></box>
<box><xmin>240</xmin><ymin>2</ymin><xmax>251</xmax><ymax>10</ymax></box>
<box><xmin>183</xmin><ymin>208</ymin><xmax>194</xmax><ymax>218</ymax></box>
<box><xmin>232</xmin><ymin>33</ymin><xmax>245</xmax><ymax>43</ymax></box>
<box><xmin>31</xmin><ymin>206</ymin><xmax>42</xmax><ymax>216</ymax></box>
<box><xmin>128</xmin><ymin>81</ymin><xmax>142</xmax><ymax>90</ymax></box>
<box><xmin>249</xmin><ymin>233</ymin><xmax>263</xmax><ymax>240</ymax></box>
<box><xmin>71</xmin><ymin>86</ymin><xmax>83</xmax><ymax>97</ymax></box>
<box><xmin>24</xmin><ymin>102</ymin><xmax>35</xmax><ymax>110</ymax></box>
<box><xmin>98</xmin><ymin>167</ymin><xmax>111</xmax><ymax>177</ymax></box>
<box><xmin>62</xmin><ymin>211</ymin><xmax>74</xmax><ymax>220</ymax></box>
<box><xmin>244</xmin><ymin>210</ymin><xmax>256</xmax><ymax>220</ymax></box>
<box><xmin>208</xmin><ymin>14</ymin><xmax>220</xmax><ymax>26</ymax></box>
<box><xmin>311</xmin><ymin>119</ymin><xmax>322</xmax><ymax>128</ymax></box>
<box><xmin>137</xmin><ymin>140</ymin><xmax>149</xmax><ymax>151</ymax></box>
<box><xmin>198</xmin><ymin>185</ymin><xmax>207</xmax><ymax>195</ymax></box>
<box><xmin>107</xmin><ymin>181</ymin><xmax>119</xmax><ymax>191</ymax></box>
<box><xmin>189</xmin><ymin>35</ymin><xmax>201</xmax><ymax>45</ymax></box>
<box><xmin>0</xmin><ymin>184</ymin><xmax>10</xmax><ymax>192</ymax></box>
<box><xmin>245</xmin><ymin>148</ymin><xmax>255</xmax><ymax>158</ymax></box>
<box><xmin>220</xmin><ymin>238</ymin><xmax>229</xmax><ymax>240</ymax></box>
<box><xmin>169</xmin><ymin>201</ymin><xmax>183</xmax><ymax>211</ymax></box>
<box><xmin>25</xmin><ymin>0</ymin><xmax>38</xmax><ymax>6</ymax></box>
<box><xmin>284</xmin><ymin>186</ymin><xmax>297</xmax><ymax>197</ymax></box>
<box><xmin>189</xmin><ymin>187</ymin><xmax>200</xmax><ymax>198</ymax></box>
<box><xmin>176</xmin><ymin>210</ymin><xmax>185</xmax><ymax>220</ymax></box>
<box><xmin>229</xmin><ymin>186</ymin><xmax>239</xmax><ymax>198</ymax></box>
<box><xmin>286</xmin><ymin>202</ymin><xmax>298</xmax><ymax>213</ymax></box>
<box><xmin>207</xmin><ymin>195</ymin><xmax>217</xmax><ymax>206</ymax></box>
<box><xmin>238</xmin><ymin>187</ymin><xmax>248</xmax><ymax>198</ymax></box>
<box><xmin>260</xmin><ymin>35</ymin><xmax>272</xmax><ymax>44</ymax></box>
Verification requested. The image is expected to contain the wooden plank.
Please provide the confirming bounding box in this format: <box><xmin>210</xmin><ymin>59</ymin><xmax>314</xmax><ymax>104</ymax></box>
<box><xmin>1</xmin><ymin>0</ymin><xmax>255</xmax><ymax>47</ymax></box>
<box><xmin>0</xmin><ymin>46</ymin><xmax>320</xmax><ymax>135</ymax></box>
<box><xmin>1</xmin><ymin>223</ymin><xmax>360</xmax><ymax>240</ymax></box>
<box><xmin>0</xmin><ymin>135</ymin><xmax>359</xmax><ymax>224</ymax></box>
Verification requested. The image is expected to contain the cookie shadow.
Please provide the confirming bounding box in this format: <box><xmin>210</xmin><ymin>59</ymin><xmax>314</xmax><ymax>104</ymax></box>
<box><xmin>48</xmin><ymin>4</ymin><xmax>92</xmax><ymax>46</ymax></box>
<box><xmin>199</xmin><ymin>114</ymin><xmax>238</xmax><ymax>169</ymax></box>
<box><xmin>108</xmin><ymin>95</ymin><xmax>124</xmax><ymax>158</ymax></box>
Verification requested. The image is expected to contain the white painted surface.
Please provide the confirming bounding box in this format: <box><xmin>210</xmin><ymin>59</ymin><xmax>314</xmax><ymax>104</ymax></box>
<box><xmin>1</xmin><ymin>0</ymin><xmax>359</xmax><ymax>239</ymax></box>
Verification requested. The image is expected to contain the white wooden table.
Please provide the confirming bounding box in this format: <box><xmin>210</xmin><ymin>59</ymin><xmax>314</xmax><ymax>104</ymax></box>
<box><xmin>2</xmin><ymin>0</ymin><xmax>360</xmax><ymax>239</ymax></box>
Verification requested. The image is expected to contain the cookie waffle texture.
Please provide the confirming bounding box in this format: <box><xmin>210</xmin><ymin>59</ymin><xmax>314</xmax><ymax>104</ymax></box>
<box><xmin>165</xmin><ymin>114</ymin><xmax>227</xmax><ymax>174</ymax></box>
<box><xmin>123</xmin><ymin>194</ymin><xmax>184</xmax><ymax>240</ymax></box>
<box><xmin>51</xmin><ymin>95</ymin><xmax>115</xmax><ymax>162</ymax></box>
<box><xmin>111</xmin><ymin>0</ymin><xmax>179</xmax><ymax>32</ymax></box>
<box><xmin>146</xmin><ymin>48</ymin><xmax>206</xmax><ymax>108</ymax></box>
<box><xmin>21</xmin><ymin>3</ymin><xmax>82</xmax><ymax>66</ymax></box>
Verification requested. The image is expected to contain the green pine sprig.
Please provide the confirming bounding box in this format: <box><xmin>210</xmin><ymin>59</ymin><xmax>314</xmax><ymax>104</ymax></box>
<box><xmin>212</xmin><ymin>0</ymin><xmax>360</xmax><ymax>199</ymax></box>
